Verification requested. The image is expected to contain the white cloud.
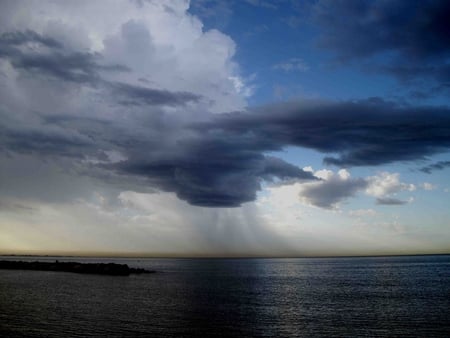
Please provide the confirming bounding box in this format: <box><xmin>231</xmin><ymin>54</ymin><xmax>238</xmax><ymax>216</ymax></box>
<box><xmin>273</xmin><ymin>58</ymin><xmax>309</xmax><ymax>72</ymax></box>
<box><xmin>366</xmin><ymin>172</ymin><xmax>416</xmax><ymax>197</ymax></box>
<box><xmin>420</xmin><ymin>182</ymin><xmax>436</xmax><ymax>191</ymax></box>
<box><xmin>1</xmin><ymin>0</ymin><xmax>249</xmax><ymax>114</ymax></box>
<box><xmin>270</xmin><ymin>169</ymin><xmax>416</xmax><ymax>210</ymax></box>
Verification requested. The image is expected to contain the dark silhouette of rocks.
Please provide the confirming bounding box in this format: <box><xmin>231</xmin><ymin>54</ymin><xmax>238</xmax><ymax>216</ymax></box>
<box><xmin>0</xmin><ymin>260</ymin><xmax>155</xmax><ymax>276</ymax></box>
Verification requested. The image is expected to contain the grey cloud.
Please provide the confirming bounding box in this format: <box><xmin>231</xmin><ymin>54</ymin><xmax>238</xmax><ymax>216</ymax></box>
<box><xmin>0</xmin><ymin>110</ymin><xmax>96</xmax><ymax>158</ymax></box>
<box><xmin>200</xmin><ymin>98</ymin><xmax>450</xmax><ymax>167</ymax></box>
<box><xmin>2</xmin><ymin>28</ymin><xmax>449</xmax><ymax>208</ymax></box>
<box><xmin>0</xmin><ymin>198</ymin><xmax>35</xmax><ymax>213</ymax></box>
<box><xmin>262</xmin><ymin>156</ymin><xmax>316</xmax><ymax>181</ymax></box>
<box><xmin>298</xmin><ymin>170</ymin><xmax>416</xmax><ymax>209</ymax></box>
<box><xmin>0</xmin><ymin>30</ymin><xmax>129</xmax><ymax>85</ymax></box>
<box><xmin>1</xmin><ymin>104</ymin><xmax>316</xmax><ymax>207</ymax></box>
<box><xmin>12</xmin><ymin>51</ymin><xmax>108</xmax><ymax>84</ymax></box>
<box><xmin>300</xmin><ymin>177</ymin><xmax>367</xmax><ymax>209</ymax></box>
<box><xmin>110</xmin><ymin>82</ymin><xmax>201</xmax><ymax>107</ymax></box>
<box><xmin>409</xmin><ymin>83</ymin><xmax>450</xmax><ymax>100</ymax></box>
<box><xmin>111</xmin><ymin>139</ymin><xmax>315</xmax><ymax>207</ymax></box>
<box><xmin>313</xmin><ymin>0</ymin><xmax>450</xmax><ymax>85</ymax></box>
<box><xmin>419</xmin><ymin>160</ymin><xmax>450</xmax><ymax>174</ymax></box>
<box><xmin>1</xmin><ymin>126</ymin><xmax>94</xmax><ymax>158</ymax></box>
<box><xmin>376</xmin><ymin>197</ymin><xmax>408</xmax><ymax>206</ymax></box>
<box><xmin>0</xmin><ymin>30</ymin><xmax>62</xmax><ymax>49</ymax></box>
<box><xmin>0</xmin><ymin>30</ymin><xmax>202</xmax><ymax>108</ymax></box>
<box><xmin>2</xmin><ymin>91</ymin><xmax>449</xmax><ymax>207</ymax></box>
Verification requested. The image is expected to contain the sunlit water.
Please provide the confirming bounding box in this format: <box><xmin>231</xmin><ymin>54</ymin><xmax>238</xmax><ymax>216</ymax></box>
<box><xmin>1</xmin><ymin>255</ymin><xmax>449</xmax><ymax>337</ymax></box>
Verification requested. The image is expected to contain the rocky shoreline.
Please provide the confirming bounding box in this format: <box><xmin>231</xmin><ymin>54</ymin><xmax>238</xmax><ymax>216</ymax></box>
<box><xmin>0</xmin><ymin>260</ymin><xmax>155</xmax><ymax>276</ymax></box>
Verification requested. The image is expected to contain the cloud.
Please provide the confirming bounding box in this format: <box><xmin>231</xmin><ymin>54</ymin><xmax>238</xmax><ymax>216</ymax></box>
<box><xmin>0</xmin><ymin>1</ymin><xmax>448</xmax><ymax>211</ymax></box>
<box><xmin>0</xmin><ymin>28</ymin><xmax>203</xmax><ymax>109</ymax></box>
<box><xmin>421</xmin><ymin>182</ymin><xmax>436</xmax><ymax>191</ymax></box>
<box><xmin>312</xmin><ymin>0</ymin><xmax>450</xmax><ymax>86</ymax></box>
<box><xmin>0</xmin><ymin>30</ymin><xmax>128</xmax><ymax>84</ymax></box>
<box><xmin>376</xmin><ymin>197</ymin><xmax>409</xmax><ymax>206</ymax></box>
<box><xmin>0</xmin><ymin>1</ymin><xmax>318</xmax><ymax>208</ymax></box>
<box><xmin>419</xmin><ymin>160</ymin><xmax>450</xmax><ymax>174</ymax></box>
<box><xmin>273</xmin><ymin>58</ymin><xmax>309</xmax><ymax>72</ymax></box>
<box><xmin>201</xmin><ymin>98</ymin><xmax>450</xmax><ymax>167</ymax></box>
<box><xmin>365</xmin><ymin>172</ymin><xmax>415</xmax><ymax>206</ymax></box>
<box><xmin>0</xmin><ymin>29</ymin><xmax>62</xmax><ymax>49</ymax></box>
<box><xmin>366</xmin><ymin>172</ymin><xmax>415</xmax><ymax>198</ymax></box>
<box><xmin>299</xmin><ymin>169</ymin><xmax>367</xmax><ymax>209</ymax></box>
<box><xmin>0</xmin><ymin>197</ymin><xmax>35</xmax><ymax>213</ymax></box>
<box><xmin>111</xmin><ymin>146</ymin><xmax>315</xmax><ymax>207</ymax></box>
<box><xmin>109</xmin><ymin>82</ymin><xmax>201</xmax><ymax>107</ymax></box>
<box><xmin>295</xmin><ymin>169</ymin><xmax>415</xmax><ymax>209</ymax></box>
<box><xmin>0</xmin><ymin>108</ymin><xmax>96</xmax><ymax>158</ymax></box>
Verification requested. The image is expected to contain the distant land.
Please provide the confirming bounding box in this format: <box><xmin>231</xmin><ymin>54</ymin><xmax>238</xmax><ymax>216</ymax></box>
<box><xmin>0</xmin><ymin>260</ymin><xmax>155</xmax><ymax>276</ymax></box>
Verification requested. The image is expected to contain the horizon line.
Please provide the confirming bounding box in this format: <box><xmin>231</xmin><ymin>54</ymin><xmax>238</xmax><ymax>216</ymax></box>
<box><xmin>1</xmin><ymin>251</ymin><xmax>449</xmax><ymax>260</ymax></box>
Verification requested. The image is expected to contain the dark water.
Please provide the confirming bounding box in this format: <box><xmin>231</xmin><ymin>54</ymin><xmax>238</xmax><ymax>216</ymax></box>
<box><xmin>1</xmin><ymin>255</ymin><xmax>449</xmax><ymax>337</ymax></box>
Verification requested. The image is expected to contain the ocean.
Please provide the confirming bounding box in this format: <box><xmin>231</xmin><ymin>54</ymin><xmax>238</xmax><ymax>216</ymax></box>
<box><xmin>1</xmin><ymin>255</ymin><xmax>449</xmax><ymax>337</ymax></box>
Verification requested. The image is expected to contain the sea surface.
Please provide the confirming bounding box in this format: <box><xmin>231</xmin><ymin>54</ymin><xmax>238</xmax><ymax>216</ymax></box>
<box><xmin>0</xmin><ymin>255</ymin><xmax>449</xmax><ymax>337</ymax></box>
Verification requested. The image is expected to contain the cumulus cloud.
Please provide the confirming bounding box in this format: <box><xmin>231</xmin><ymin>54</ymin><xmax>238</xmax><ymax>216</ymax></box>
<box><xmin>366</xmin><ymin>172</ymin><xmax>415</xmax><ymax>198</ymax></box>
<box><xmin>298</xmin><ymin>169</ymin><xmax>367</xmax><ymax>209</ymax></box>
<box><xmin>366</xmin><ymin>172</ymin><xmax>415</xmax><ymax>206</ymax></box>
<box><xmin>294</xmin><ymin>169</ymin><xmax>416</xmax><ymax>209</ymax></box>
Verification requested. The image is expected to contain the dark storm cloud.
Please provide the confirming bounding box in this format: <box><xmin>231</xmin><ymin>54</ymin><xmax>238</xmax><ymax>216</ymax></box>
<box><xmin>2</xmin><ymin>92</ymin><xmax>449</xmax><ymax>207</ymax></box>
<box><xmin>376</xmin><ymin>197</ymin><xmax>408</xmax><ymax>206</ymax></box>
<box><xmin>419</xmin><ymin>160</ymin><xmax>450</xmax><ymax>174</ymax></box>
<box><xmin>313</xmin><ymin>0</ymin><xmax>450</xmax><ymax>84</ymax></box>
<box><xmin>7</xmin><ymin>96</ymin><xmax>447</xmax><ymax>207</ymax></box>
<box><xmin>110</xmin><ymin>82</ymin><xmax>201</xmax><ymax>107</ymax></box>
<box><xmin>111</xmin><ymin>136</ymin><xmax>316</xmax><ymax>207</ymax></box>
<box><xmin>199</xmin><ymin>98</ymin><xmax>450</xmax><ymax>167</ymax></box>
<box><xmin>261</xmin><ymin>156</ymin><xmax>313</xmax><ymax>181</ymax></box>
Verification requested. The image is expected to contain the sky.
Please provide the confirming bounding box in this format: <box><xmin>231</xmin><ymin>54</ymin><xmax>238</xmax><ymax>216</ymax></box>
<box><xmin>0</xmin><ymin>0</ymin><xmax>449</xmax><ymax>257</ymax></box>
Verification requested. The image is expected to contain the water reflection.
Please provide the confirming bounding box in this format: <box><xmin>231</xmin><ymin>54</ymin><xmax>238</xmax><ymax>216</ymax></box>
<box><xmin>0</xmin><ymin>256</ymin><xmax>449</xmax><ymax>337</ymax></box>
